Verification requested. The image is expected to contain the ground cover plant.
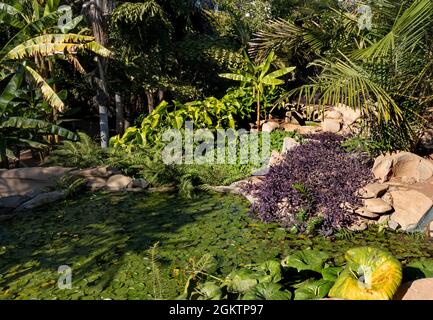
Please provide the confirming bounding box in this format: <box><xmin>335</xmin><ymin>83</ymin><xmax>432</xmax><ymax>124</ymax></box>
<box><xmin>0</xmin><ymin>191</ymin><xmax>432</xmax><ymax>300</ymax></box>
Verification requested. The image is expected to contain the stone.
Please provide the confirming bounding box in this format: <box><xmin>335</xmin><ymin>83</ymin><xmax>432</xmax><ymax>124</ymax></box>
<box><xmin>355</xmin><ymin>207</ymin><xmax>379</xmax><ymax>219</ymax></box>
<box><xmin>394</xmin><ymin>278</ymin><xmax>433</xmax><ymax>300</ymax></box>
<box><xmin>364</xmin><ymin>198</ymin><xmax>393</xmax><ymax>214</ymax></box>
<box><xmin>429</xmin><ymin>221</ymin><xmax>433</xmax><ymax>238</ymax></box>
<box><xmin>282</xmin><ymin>123</ymin><xmax>301</xmax><ymax>132</ymax></box>
<box><xmin>381</xmin><ymin>192</ymin><xmax>393</xmax><ymax>206</ymax></box>
<box><xmin>357</xmin><ymin>183</ymin><xmax>389</xmax><ymax>199</ymax></box>
<box><xmin>324</xmin><ymin>110</ymin><xmax>343</xmax><ymax>120</ymax></box>
<box><xmin>388</xmin><ymin>219</ymin><xmax>400</xmax><ymax>230</ymax></box>
<box><xmin>0</xmin><ymin>195</ymin><xmax>29</xmax><ymax>208</ymax></box>
<box><xmin>348</xmin><ymin>221</ymin><xmax>368</xmax><ymax>231</ymax></box>
<box><xmin>15</xmin><ymin>191</ymin><xmax>66</xmax><ymax>212</ymax></box>
<box><xmin>0</xmin><ymin>167</ymin><xmax>74</xmax><ymax>181</ymax></box>
<box><xmin>262</xmin><ymin>121</ymin><xmax>281</xmax><ymax>133</ymax></box>
<box><xmin>130</xmin><ymin>178</ymin><xmax>149</xmax><ymax>189</ymax></box>
<box><xmin>390</xmin><ymin>189</ymin><xmax>433</xmax><ymax>231</ymax></box>
<box><xmin>298</xmin><ymin>126</ymin><xmax>322</xmax><ymax>135</ymax></box>
<box><xmin>106</xmin><ymin>174</ymin><xmax>133</xmax><ymax>191</ymax></box>
<box><xmin>321</xmin><ymin>119</ymin><xmax>341</xmax><ymax>133</ymax></box>
<box><xmin>334</xmin><ymin>103</ymin><xmax>361</xmax><ymax>125</ymax></box>
<box><xmin>372</xmin><ymin>152</ymin><xmax>433</xmax><ymax>183</ymax></box>
<box><xmin>281</xmin><ymin>137</ymin><xmax>300</xmax><ymax>154</ymax></box>
<box><xmin>252</xmin><ymin>151</ymin><xmax>283</xmax><ymax>176</ymax></box>
<box><xmin>378</xmin><ymin>215</ymin><xmax>391</xmax><ymax>225</ymax></box>
<box><xmin>72</xmin><ymin>166</ymin><xmax>120</xmax><ymax>179</ymax></box>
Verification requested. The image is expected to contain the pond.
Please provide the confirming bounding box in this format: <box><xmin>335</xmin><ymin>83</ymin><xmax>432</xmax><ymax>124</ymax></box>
<box><xmin>0</xmin><ymin>191</ymin><xmax>432</xmax><ymax>300</ymax></box>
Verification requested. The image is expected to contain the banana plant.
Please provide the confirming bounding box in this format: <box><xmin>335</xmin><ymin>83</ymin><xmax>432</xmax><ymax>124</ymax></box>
<box><xmin>219</xmin><ymin>51</ymin><xmax>295</xmax><ymax>131</ymax></box>
<box><xmin>0</xmin><ymin>0</ymin><xmax>111</xmax><ymax>113</ymax></box>
<box><xmin>0</xmin><ymin>71</ymin><xmax>78</xmax><ymax>168</ymax></box>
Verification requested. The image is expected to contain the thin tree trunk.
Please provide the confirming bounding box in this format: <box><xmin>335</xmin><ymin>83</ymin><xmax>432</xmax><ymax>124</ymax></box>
<box><xmin>158</xmin><ymin>89</ymin><xmax>164</xmax><ymax>104</ymax></box>
<box><xmin>86</xmin><ymin>0</ymin><xmax>112</xmax><ymax>148</ymax></box>
<box><xmin>115</xmin><ymin>92</ymin><xmax>124</xmax><ymax>134</ymax></box>
<box><xmin>146</xmin><ymin>90</ymin><xmax>155</xmax><ymax>114</ymax></box>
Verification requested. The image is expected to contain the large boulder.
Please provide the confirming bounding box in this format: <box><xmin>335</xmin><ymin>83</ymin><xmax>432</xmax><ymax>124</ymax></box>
<box><xmin>15</xmin><ymin>191</ymin><xmax>66</xmax><ymax>212</ymax></box>
<box><xmin>0</xmin><ymin>167</ymin><xmax>74</xmax><ymax>197</ymax></box>
<box><xmin>334</xmin><ymin>103</ymin><xmax>361</xmax><ymax>125</ymax></box>
<box><xmin>321</xmin><ymin>119</ymin><xmax>341</xmax><ymax>133</ymax></box>
<box><xmin>261</xmin><ymin>121</ymin><xmax>280</xmax><ymax>133</ymax></box>
<box><xmin>106</xmin><ymin>174</ymin><xmax>133</xmax><ymax>191</ymax></box>
<box><xmin>394</xmin><ymin>278</ymin><xmax>433</xmax><ymax>300</ymax></box>
<box><xmin>389</xmin><ymin>189</ymin><xmax>433</xmax><ymax>231</ymax></box>
<box><xmin>281</xmin><ymin>137</ymin><xmax>300</xmax><ymax>154</ymax></box>
<box><xmin>364</xmin><ymin>198</ymin><xmax>393</xmax><ymax>214</ymax></box>
<box><xmin>372</xmin><ymin>152</ymin><xmax>433</xmax><ymax>183</ymax></box>
<box><xmin>357</xmin><ymin>183</ymin><xmax>389</xmax><ymax>199</ymax></box>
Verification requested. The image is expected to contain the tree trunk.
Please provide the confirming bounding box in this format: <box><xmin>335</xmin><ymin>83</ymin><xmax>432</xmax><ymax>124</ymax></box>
<box><xmin>115</xmin><ymin>92</ymin><xmax>124</xmax><ymax>134</ymax></box>
<box><xmin>85</xmin><ymin>0</ymin><xmax>112</xmax><ymax>148</ymax></box>
<box><xmin>146</xmin><ymin>90</ymin><xmax>155</xmax><ymax>114</ymax></box>
<box><xmin>158</xmin><ymin>89</ymin><xmax>164</xmax><ymax>104</ymax></box>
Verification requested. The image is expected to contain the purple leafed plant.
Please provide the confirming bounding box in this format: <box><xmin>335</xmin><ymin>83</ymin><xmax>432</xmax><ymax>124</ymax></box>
<box><xmin>243</xmin><ymin>133</ymin><xmax>374</xmax><ymax>236</ymax></box>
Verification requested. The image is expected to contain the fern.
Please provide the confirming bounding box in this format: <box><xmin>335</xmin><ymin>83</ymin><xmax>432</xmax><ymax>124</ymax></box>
<box><xmin>148</xmin><ymin>242</ymin><xmax>163</xmax><ymax>300</ymax></box>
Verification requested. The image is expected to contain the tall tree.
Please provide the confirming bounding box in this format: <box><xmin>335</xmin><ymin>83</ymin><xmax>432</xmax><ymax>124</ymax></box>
<box><xmin>83</xmin><ymin>0</ymin><xmax>112</xmax><ymax>148</ymax></box>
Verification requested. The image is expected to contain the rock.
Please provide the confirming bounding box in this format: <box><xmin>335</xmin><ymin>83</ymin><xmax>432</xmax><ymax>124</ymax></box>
<box><xmin>357</xmin><ymin>183</ymin><xmax>389</xmax><ymax>199</ymax></box>
<box><xmin>378</xmin><ymin>215</ymin><xmax>391</xmax><ymax>224</ymax></box>
<box><xmin>0</xmin><ymin>195</ymin><xmax>29</xmax><ymax>209</ymax></box>
<box><xmin>15</xmin><ymin>191</ymin><xmax>66</xmax><ymax>212</ymax></box>
<box><xmin>321</xmin><ymin>119</ymin><xmax>341</xmax><ymax>133</ymax></box>
<box><xmin>334</xmin><ymin>103</ymin><xmax>361</xmax><ymax>125</ymax></box>
<box><xmin>355</xmin><ymin>207</ymin><xmax>380</xmax><ymax>219</ymax></box>
<box><xmin>262</xmin><ymin>121</ymin><xmax>280</xmax><ymax>133</ymax></box>
<box><xmin>252</xmin><ymin>151</ymin><xmax>283</xmax><ymax>176</ymax></box>
<box><xmin>72</xmin><ymin>166</ymin><xmax>120</xmax><ymax>179</ymax></box>
<box><xmin>281</xmin><ymin>137</ymin><xmax>300</xmax><ymax>154</ymax></box>
<box><xmin>298</xmin><ymin>126</ymin><xmax>322</xmax><ymax>135</ymax></box>
<box><xmin>282</xmin><ymin>123</ymin><xmax>301</xmax><ymax>132</ymax></box>
<box><xmin>324</xmin><ymin>110</ymin><xmax>343</xmax><ymax>120</ymax></box>
<box><xmin>388</xmin><ymin>219</ymin><xmax>400</xmax><ymax>230</ymax></box>
<box><xmin>0</xmin><ymin>167</ymin><xmax>74</xmax><ymax>181</ymax></box>
<box><xmin>130</xmin><ymin>178</ymin><xmax>149</xmax><ymax>189</ymax></box>
<box><xmin>348</xmin><ymin>221</ymin><xmax>368</xmax><ymax>231</ymax></box>
<box><xmin>381</xmin><ymin>192</ymin><xmax>393</xmax><ymax>206</ymax></box>
<box><xmin>364</xmin><ymin>198</ymin><xmax>393</xmax><ymax>214</ymax></box>
<box><xmin>106</xmin><ymin>174</ymin><xmax>133</xmax><ymax>191</ymax></box>
<box><xmin>372</xmin><ymin>152</ymin><xmax>433</xmax><ymax>183</ymax></box>
<box><xmin>429</xmin><ymin>221</ymin><xmax>433</xmax><ymax>237</ymax></box>
<box><xmin>390</xmin><ymin>189</ymin><xmax>433</xmax><ymax>231</ymax></box>
<box><xmin>394</xmin><ymin>278</ymin><xmax>433</xmax><ymax>300</ymax></box>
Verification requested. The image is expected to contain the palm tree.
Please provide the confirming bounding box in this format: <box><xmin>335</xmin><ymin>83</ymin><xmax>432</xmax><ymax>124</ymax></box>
<box><xmin>250</xmin><ymin>0</ymin><xmax>433</xmax><ymax>150</ymax></box>
<box><xmin>219</xmin><ymin>51</ymin><xmax>295</xmax><ymax>131</ymax></box>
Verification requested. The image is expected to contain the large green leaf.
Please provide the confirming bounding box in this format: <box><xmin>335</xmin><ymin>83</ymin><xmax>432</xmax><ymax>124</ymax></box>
<box><xmin>404</xmin><ymin>259</ymin><xmax>433</xmax><ymax>281</ymax></box>
<box><xmin>294</xmin><ymin>279</ymin><xmax>334</xmax><ymax>300</ymax></box>
<box><xmin>256</xmin><ymin>260</ymin><xmax>282</xmax><ymax>283</ymax></box>
<box><xmin>194</xmin><ymin>281</ymin><xmax>223</xmax><ymax>300</ymax></box>
<box><xmin>225</xmin><ymin>269</ymin><xmax>259</xmax><ymax>294</ymax></box>
<box><xmin>243</xmin><ymin>283</ymin><xmax>291</xmax><ymax>300</ymax></box>
<box><xmin>1</xmin><ymin>116</ymin><xmax>78</xmax><ymax>140</ymax></box>
<box><xmin>0</xmin><ymin>68</ymin><xmax>24</xmax><ymax>113</ymax></box>
<box><xmin>281</xmin><ymin>249</ymin><xmax>330</xmax><ymax>273</ymax></box>
<box><xmin>321</xmin><ymin>266</ymin><xmax>344</xmax><ymax>282</ymax></box>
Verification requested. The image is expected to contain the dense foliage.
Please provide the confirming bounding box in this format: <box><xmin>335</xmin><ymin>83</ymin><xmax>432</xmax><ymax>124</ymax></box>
<box><xmin>245</xmin><ymin>133</ymin><xmax>374</xmax><ymax>235</ymax></box>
